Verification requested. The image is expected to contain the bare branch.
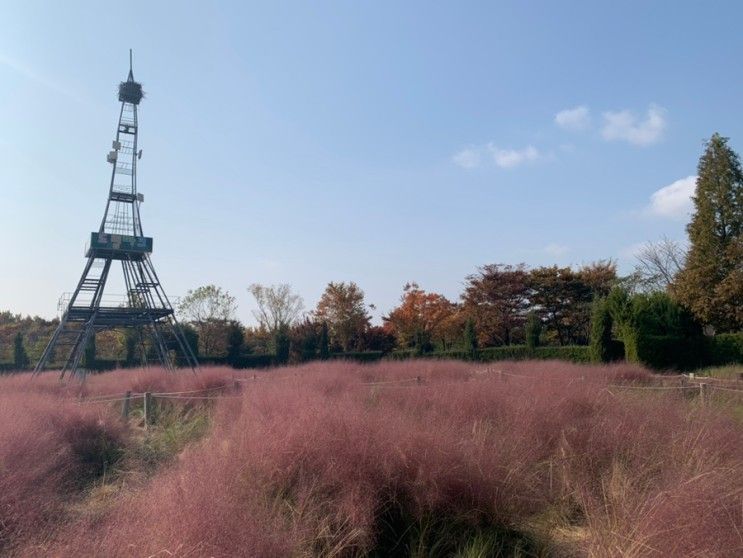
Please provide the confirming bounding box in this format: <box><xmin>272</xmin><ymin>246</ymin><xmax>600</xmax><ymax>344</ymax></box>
<box><xmin>248</xmin><ymin>283</ymin><xmax>304</xmax><ymax>334</ymax></box>
<box><xmin>633</xmin><ymin>237</ymin><xmax>686</xmax><ymax>291</ymax></box>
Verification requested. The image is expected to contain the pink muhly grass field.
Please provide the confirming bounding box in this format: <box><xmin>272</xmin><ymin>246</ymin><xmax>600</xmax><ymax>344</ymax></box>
<box><xmin>1</xmin><ymin>360</ymin><xmax>741</xmax><ymax>557</ymax></box>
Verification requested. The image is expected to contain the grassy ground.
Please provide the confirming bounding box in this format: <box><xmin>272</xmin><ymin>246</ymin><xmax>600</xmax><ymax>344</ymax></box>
<box><xmin>695</xmin><ymin>363</ymin><xmax>743</xmax><ymax>379</ymax></box>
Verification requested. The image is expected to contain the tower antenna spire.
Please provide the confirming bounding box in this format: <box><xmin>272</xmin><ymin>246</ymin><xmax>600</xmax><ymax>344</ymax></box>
<box><xmin>128</xmin><ymin>49</ymin><xmax>134</xmax><ymax>80</ymax></box>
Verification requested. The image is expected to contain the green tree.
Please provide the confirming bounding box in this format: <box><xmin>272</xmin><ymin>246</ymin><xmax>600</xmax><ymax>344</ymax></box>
<box><xmin>180</xmin><ymin>324</ymin><xmax>200</xmax><ymax>360</ymax></box>
<box><xmin>605</xmin><ymin>287</ymin><xmax>701</xmax><ymax>365</ymax></box>
<box><xmin>673</xmin><ymin>133</ymin><xmax>743</xmax><ymax>331</ymax></box>
<box><xmin>83</xmin><ymin>334</ymin><xmax>96</xmax><ymax>370</ymax></box>
<box><xmin>289</xmin><ymin>318</ymin><xmax>318</xmax><ymax>362</ymax></box>
<box><xmin>314</xmin><ymin>282</ymin><xmax>371</xmax><ymax>352</ymax></box>
<box><xmin>177</xmin><ymin>285</ymin><xmax>237</xmax><ymax>356</ymax></box>
<box><xmin>13</xmin><ymin>332</ymin><xmax>29</xmax><ymax>370</ymax></box>
<box><xmin>225</xmin><ymin>321</ymin><xmax>244</xmax><ymax>366</ymax></box>
<box><xmin>462</xmin><ymin>264</ymin><xmax>530</xmax><ymax>346</ymax></box>
<box><xmin>318</xmin><ymin>321</ymin><xmax>330</xmax><ymax>360</ymax></box>
<box><xmin>525</xmin><ymin>311</ymin><xmax>542</xmax><ymax>350</ymax></box>
<box><xmin>463</xmin><ymin>318</ymin><xmax>478</xmax><ymax>360</ymax></box>
<box><xmin>589</xmin><ymin>298</ymin><xmax>613</xmax><ymax>363</ymax></box>
<box><xmin>274</xmin><ymin>325</ymin><xmax>290</xmax><ymax>365</ymax></box>
<box><xmin>124</xmin><ymin>329</ymin><xmax>139</xmax><ymax>367</ymax></box>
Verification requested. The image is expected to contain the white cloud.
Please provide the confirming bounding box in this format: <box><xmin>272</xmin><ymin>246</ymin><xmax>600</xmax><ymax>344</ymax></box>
<box><xmin>645</xmin><ymin>175</ymin><xmax>697</xmax><ymax>219</ymax></box>
<box><xmin>452</xmin><ymin>143</ymin><xmax>540</xmax><ymax>169</ymax></box>
<box><xmin>555</xmin><ymin>106</ymin><xmax>590</xmax><ymax>131</ymax></box>
<box><xmin>543</xmin><ymin>243</ymin><xmax>570</xmax><ymax>257</ymax></box>
<box><xmin>452</xmin><ymin>147</ymin><xmax>481</xmax><ymax>169</ymax></box>
<box><xmin>488</xmin><ymin>144</ymin><xmax>539</xmax><ymax>168</ymax></box>
<box><xmin>601</xmin><ymin>104</ymin><xmax>667</xmax><ymax>146</ymax></box>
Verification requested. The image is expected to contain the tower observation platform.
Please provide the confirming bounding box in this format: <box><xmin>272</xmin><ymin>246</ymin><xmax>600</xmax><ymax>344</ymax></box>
<box><xmin>34</xmin><ymin>51</ymin><xmax>198</xmax><ymax>378</ymax></box>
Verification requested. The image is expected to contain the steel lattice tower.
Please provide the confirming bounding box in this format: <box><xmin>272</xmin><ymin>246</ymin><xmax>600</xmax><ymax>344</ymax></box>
<box><xmin>34</xmin><ymin>52</ymin><xmax>198</xmax><ymax>378</ymax></box>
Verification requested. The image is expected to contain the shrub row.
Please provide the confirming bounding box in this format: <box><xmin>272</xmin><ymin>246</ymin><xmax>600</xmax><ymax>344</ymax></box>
<box><xmin>329</xmin><ymin>351</ymin><xmax>385</xmax><ymax>362</ymax></box>
<box><xmin>627</xmin><ymin>333</ymin><xmax>743</xmax><ymax>371</ymax></box>
<box><xmin>389</xmin><ymin>345</ymin><xmax>591</xmax><ymax>363</ymax></box>
<box><xmin>9</xmin><ymin>334</ymin><xmax>741</xmax><ymax>372</ymax></box>
<box><xmin>632</xmin><ymin>335</ymin><xmax>708</xmax><ymax>371</ymax></box>
<box><xmin>0</xmin><ymin>362</ymin><xmax>17</xmax><ymax>373</ymax></box>
<box><xmin>708</xmin><ymin>333</ymin><xmax>743</xmax><ymax>365</ymax></box>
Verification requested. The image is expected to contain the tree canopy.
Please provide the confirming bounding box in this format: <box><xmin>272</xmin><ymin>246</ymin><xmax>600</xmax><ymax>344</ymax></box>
<box><xmin>177</xmin><ymin>285</ymin><xmax>238</xmax><ymax>356</ymax></box>
<box><xmin>383</xmin><ymin>283</ymin><xmax>457</xmax><ymax>350</ymax></box>
<box><xmin>248</xmin><ymin>283</ymin><xmax>304</xmax><ymax>334</ymax></box>
<box><xmin>673</xmin><ymin>133</ymin><xmax>743</xmax><ymax>331</ymax></box>
<box><xmin>314</xmin><ymin>282</ymin><xmax>371</xmax><ymax>352</ymax></box>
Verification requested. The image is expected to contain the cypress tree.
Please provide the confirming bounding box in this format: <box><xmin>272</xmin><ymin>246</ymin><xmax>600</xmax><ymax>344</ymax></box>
<box><xmin>589</xmin><ymin>298</ymin><xmax>613</xmax><ymax>363</ymax></box>
<box><xmin>83</xmin><ymin>334</ymin><xmax>96</xmax><ymax>370</ymax></box>
<box><xmin>318</xmin><ymin>321</ymin><xmax>330</xmax><ymax>360</ymax></box>
<box><xmin>226</xmin><ymin>321</ymin><xmax>244</xmax><ymax>366</ymax></box>
<box><xmin>181</xmin><ymin>324</ymin><xmax>200</xmax><ymax>359</ymax></box>
<box><xmin>274</xmin><ymin>325</ymin><xmax>290</xmax><ymax>365</ymax></box>
<box><xmin>13</xmin><ymin>332</ymin><xmax>29</xmax><ymax>370</ymax></box>
<box><xmin>463</xmin><ymin>318</ymin><xmax>478</xmax><ymax>360</ymax></box>
<box><xmin>124</xmin><ymin>329</ymin><xmax>139</xmax><ymax>367</ymax></box>
<box><xmin>525</xmin><ymin>311</ymin><xmax>542</xmax><ymax>351</ymax></box>
<box><xmin>673</xmin><ymin>133</ymin><xmax>743</xmax><ymax>331</ymax></box>
<box><xmin>300</xmin><ymin>329</ymin><xmax>318</xmax><ymax>362</ymax></box>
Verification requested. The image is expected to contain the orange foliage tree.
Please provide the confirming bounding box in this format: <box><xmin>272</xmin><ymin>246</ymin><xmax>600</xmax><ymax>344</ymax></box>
<box><xmin>383</xmin><ymin>283</ymin><xmax>460</xmax><ymax>351</ymax></box>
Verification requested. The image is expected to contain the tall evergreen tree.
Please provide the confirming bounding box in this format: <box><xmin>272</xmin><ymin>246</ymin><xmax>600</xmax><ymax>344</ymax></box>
<box><xmin>124</xmin><ymin>329</ymin><xmax>139</xmax><ymax>367</ymax></box>
<box><xmin>13</xmin><ymin>332</ymin><xmax>29</xmax><ymax>370</ymax></box>
<box><xmin>589</xmin><ymin>298</ymin><xmax>613</xmax><ymax>363</ymax></box>
<box><xmin>83</xmin><ymin>334</ymin><xmax>96</xmax><ymax>370</ymax></box>
<box><xmin>226</xmin><ymin>321</ymin><xmax>245</xmax><ymax>366</ymax></box>
<box><xmin>274</xmin><ymin>325</ymin><xmax>290</xmax><ymax>365</ymax></box>
<box><xmin>525</xmin><ymin>311</ymin><xmax>542</xmax><ymax>350</ymax></box>
<box><xmin>673</xmin><ymin>133</ymin><xmax>743</xmax><ymax>331</ymax></box>
<box><xmin>318</xmin><ymin>321</ymin><xmax>330</xmax><ymax>360</ymax></box>
<box><xmin>463</xmin><ymin>318</ymin><xmax>478</xmax><ymax>360</ymax></box>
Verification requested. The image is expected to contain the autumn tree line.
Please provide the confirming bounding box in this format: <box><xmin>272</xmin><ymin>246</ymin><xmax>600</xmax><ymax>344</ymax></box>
<box><xmin>2</xmin><ymin>133</ymin><xmax>742</xmax><ymax>371</ymax></box>
<box><xmin>169</xmin><ymin>260</ymin><xmax>617</xmax><ymax>365</ymax></box>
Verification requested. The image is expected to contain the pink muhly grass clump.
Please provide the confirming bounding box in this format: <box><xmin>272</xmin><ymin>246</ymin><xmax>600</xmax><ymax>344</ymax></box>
<box><xmin>0</xmin><ymin>391</ymin><xmax>128</xmax><ymax>552</ymax></box>
<box><xmin>0</xmin><ymin>365</ymin><xmax>237</xmax><ymax>401</ymax></box>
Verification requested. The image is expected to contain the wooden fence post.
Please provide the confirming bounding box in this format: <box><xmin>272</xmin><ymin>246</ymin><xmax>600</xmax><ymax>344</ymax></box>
<box><xmin>122</xmin><ymin>390</ymin><xmax>132</xmax><ymax>419</ymax></box>
<box><xmin>144</xmin><ymin>392</ymin><xmax>153</xmax><ymax>428</ymax></box>
<box><xmin>698</xmin><ymin>383</ymin><xmax>707</xmax><ymax>406</ymax></box>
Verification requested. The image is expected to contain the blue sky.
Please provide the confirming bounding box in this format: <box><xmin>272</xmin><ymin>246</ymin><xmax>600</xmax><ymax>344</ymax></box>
<box><xmin>1</xmin><ymin>1</ymin><xmax>742</xmax><ymax>325</ymax></box>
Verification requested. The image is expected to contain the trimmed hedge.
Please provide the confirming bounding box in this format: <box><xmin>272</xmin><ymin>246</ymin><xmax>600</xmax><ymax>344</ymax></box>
<box><xmin>389</xmin><ymin>350</ymin><xmax>417</xmax><ymax>361</ymax></box>
<box><xmin>200</xmin><ymin>355</ymin><xmax>275</xmax><ymax>369</ymax></box>
<box><xmin>329</xmin><ymin>351</ymin><xmax>385</xmax><ymax>362</ymax></box>
<box><xmin>707</xmin><ymin>333</ymin><xmax>743</xmax><ymax>365</ymax></box>
<box><xmin>480</xmin><ymin>345</ymin><xmax>591</xmax><ymax>363</ymax></box>
<box><xmin>389</xmin><ymin>345</ymin><xmax>591</xmax><ymax>364</ymax></box>
<box><xmin>633</xmin><ymin>335</ymin><xmax>708</xmax><ymax>371</ymax></box>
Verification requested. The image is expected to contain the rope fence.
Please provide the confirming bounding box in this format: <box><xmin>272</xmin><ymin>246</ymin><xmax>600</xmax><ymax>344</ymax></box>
<box><xmin>152</xmin><ymin>394</ymin><xmax>244</xmax><ymax>400</ymax></box>
<box><xmin>75</xmin><ymin>366</ymin><xmax>742</xmax><ymax>430</ymax></box>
